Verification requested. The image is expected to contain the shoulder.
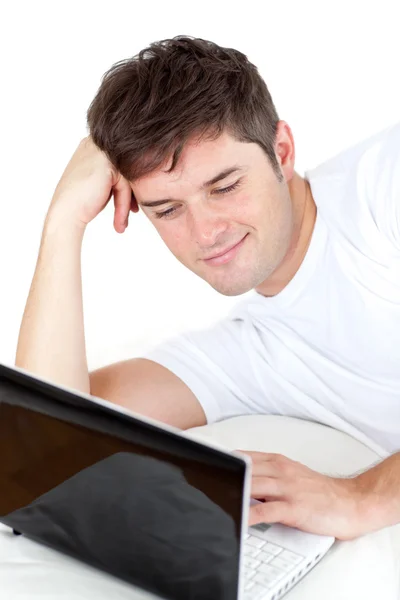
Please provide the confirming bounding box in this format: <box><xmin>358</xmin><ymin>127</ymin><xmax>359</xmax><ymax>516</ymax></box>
<box><xmin>307</xmin><ymin>122</ymin><xmax>400</xmax><ymax>254</ymax></box>
<box><xmin>360</xmin><ymin>121</ymin><xmax>400</xmax><ymax>252</ymax></box>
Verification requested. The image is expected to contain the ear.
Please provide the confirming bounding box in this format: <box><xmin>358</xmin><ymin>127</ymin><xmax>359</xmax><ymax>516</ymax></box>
<box><xmin>130</xmin><ymin>191</ymin><xmax>139</xmax><ymax>213</ymax></box>
<box><xmin>274</xmin><ymin>120</ymin><xmax>295</xmax><ymax>182</ymax></box>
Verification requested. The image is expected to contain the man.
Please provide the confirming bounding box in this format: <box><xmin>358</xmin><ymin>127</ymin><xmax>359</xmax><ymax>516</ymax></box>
<box><xmin>15</xmin><ymin>36</ymin><xmax>400</xmax><ymax>542</ymax></box>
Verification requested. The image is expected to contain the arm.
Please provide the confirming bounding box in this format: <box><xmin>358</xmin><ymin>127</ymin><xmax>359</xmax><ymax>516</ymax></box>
<box><xmin>242</xmin><ymin>450</ymin><xmax>400</xmax><ymax>540</ymax></box>
<box><xmin>89</xmin><ymin>358</ymin><xmax>206</xmax><ymax>429</ymax></box>
<box><xmin>16</xmin><ymin>136</ymin><xmax>206</xmax><ymax>429</ymax></box>
<box><xmin>353</xmin><ymin>450</ymin><xmax>400</xmax><ymax>533</ymax></box>
<box><xmin>15</xmin><ymin>136</ymin><xmax>108</xmax><ymax>391</ymax></box>
<box><xmin>16</xmin><ymin>214</ymin><xmax>89</xmax><ymax>392</ymax></box>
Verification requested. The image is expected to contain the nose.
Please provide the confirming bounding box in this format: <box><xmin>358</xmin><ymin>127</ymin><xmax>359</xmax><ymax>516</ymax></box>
<box><xmin>189</xmin><ymin>205</ymin><xmax>229</xmax><ymax>248</ymax></box>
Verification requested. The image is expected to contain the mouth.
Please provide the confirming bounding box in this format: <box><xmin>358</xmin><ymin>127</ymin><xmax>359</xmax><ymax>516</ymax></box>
<box><xmin>203</xmin><ymin>234</ymin><xmax>248</xmax><ymax>266</ymax></box>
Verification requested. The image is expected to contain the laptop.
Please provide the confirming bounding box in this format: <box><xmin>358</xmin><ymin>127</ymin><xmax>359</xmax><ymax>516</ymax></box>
<box><xmin>0</xmin><ymin>362</ymin><xmax>335</xmax><ymax>600</ymax></box>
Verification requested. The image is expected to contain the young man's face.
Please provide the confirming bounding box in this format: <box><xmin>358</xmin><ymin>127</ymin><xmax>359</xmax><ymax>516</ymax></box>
<box><xmin>131</xmin><ymin>124</ymin><xmax>296</xmax><ymax>296</ymax></box>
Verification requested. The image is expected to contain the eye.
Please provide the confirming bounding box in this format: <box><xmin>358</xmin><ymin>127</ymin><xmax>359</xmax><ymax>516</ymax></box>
<box><xmin>213</xmin><ymin>180</ymin><xmax>241</xmax><ymax>195</ymax></box>
<box><xmin>154</xmin><ymin>206</ymin><xmax>177</xmax><ymax>219</ymax></box>
<box><xmin>154</xmin><ymin>180</ymin><xmax>241</xmax><ymax>219</ymax></box>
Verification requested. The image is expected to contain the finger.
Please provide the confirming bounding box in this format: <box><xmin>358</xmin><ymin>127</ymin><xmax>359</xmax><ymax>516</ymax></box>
<box><xmin>112</xmin><ymin>177</ymin><xmax>133</xmax><ymax>233</ymax></box>
<box><xmin>250</xmin><ymin>461</ymin><xmax>281</xmax><ymax>478</ymax></box>
<box><xmin>251</xmin><ymin>476</ymin><xmax>285</xmax><ymax>499</ymax></box>
<box><xmin>130</xmin><ymin>191</ymin><xmax>139</xmax><ymax>213</ymax></box>
<box><xmin>236</xmin><ymin>450</ymin><xmax>286</xmax><ymax>464</ymax></box>
<box><xmin>248</xmin><ymin>501</ymin><xmax>289</xmax><ymax>527</ymax></box>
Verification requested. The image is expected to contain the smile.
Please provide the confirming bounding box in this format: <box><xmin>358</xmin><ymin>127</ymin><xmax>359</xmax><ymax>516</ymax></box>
<box><xmin>203</xmin><ymin>234</ymin><xmax>248</xmax><ymax>266</ymax></box>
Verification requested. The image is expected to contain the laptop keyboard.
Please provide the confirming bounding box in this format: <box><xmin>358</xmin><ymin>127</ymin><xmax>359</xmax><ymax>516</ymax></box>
<box><xmin>243</xmin><ymin>531</ymin><xmax>304</xmax><ymax>600</ymax></box>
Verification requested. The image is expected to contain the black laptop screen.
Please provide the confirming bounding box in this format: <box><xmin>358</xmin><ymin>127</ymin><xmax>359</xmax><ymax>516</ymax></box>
<box><xmin>0</xmin><ymin>365</ymin><xmax>246</xmax><ymax>600</ymax></box>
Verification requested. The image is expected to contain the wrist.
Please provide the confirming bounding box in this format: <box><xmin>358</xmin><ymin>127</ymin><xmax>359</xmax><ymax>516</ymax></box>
<box><xmin>332</xmin><ymin>476</ymin><xmax>374</xmax><ymax>539</ymax></box>
<box><xmin>44</xmin><ymin>205</ymin><xmax>87</xmax><ymax>240</ymax></box>
<box><xmin>349</xmin><ymin>472</ymin><xmax>387</xmax><ymax>536</ymax></box>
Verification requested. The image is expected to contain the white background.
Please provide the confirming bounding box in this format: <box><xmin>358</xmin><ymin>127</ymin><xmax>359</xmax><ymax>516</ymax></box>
<box><xmin>0</xmin><ymin>0</ymin><xmax>399</xmax><ymax>369</ymax></box>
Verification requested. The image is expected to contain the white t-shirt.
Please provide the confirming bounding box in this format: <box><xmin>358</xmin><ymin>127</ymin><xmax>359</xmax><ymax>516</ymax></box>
<box><xmin>143</xmin><ymin>122</ymin><xmax>400</xmax><ymax>458</ymax></box>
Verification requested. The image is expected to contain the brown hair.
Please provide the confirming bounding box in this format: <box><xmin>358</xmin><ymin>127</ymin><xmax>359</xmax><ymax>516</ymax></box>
<box><xmin>86</xmin><ymin>35</ymin><xmax>281</xmax><ymax>182</ymax></box>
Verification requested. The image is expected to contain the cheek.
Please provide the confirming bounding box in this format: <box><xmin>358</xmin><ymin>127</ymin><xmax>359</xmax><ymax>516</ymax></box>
<box><xmin>231</xmin><ymin>192</ymin><xmax>259</xmax><ymax>225</ymax></box>
<box><xmin>157</xmin><ymin>224</ymin><xmax>191</xmax><ymax>260</ymax></box>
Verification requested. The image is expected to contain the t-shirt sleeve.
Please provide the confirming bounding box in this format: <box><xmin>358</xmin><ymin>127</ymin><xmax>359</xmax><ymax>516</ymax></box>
<box><xmin>140</xmin><ymin>317</ymin><xmax>264</xmax><ymax>425</ymax></box>
<box><xmin>363</xmin><ymin>121</ymin><xmax>400</xmax><ymax>252</ymax></box>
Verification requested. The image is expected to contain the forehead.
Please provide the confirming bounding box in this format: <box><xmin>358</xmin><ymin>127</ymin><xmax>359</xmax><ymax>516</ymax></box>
<box><xmin>131</xmin><ymin>131</ymin><xmax>250</xmax><ymax>196</ymax></box>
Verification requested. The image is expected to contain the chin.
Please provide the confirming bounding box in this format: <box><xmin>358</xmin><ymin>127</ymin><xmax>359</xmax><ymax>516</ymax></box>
<box><xmin>207</xmin><ymin>275</ymin><xmax>257</xmax><ymax>297</ymax></box>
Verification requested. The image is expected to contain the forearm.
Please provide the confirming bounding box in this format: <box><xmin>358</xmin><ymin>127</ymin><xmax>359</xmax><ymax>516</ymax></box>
<box><xmin>15</xmin><ymin>211</ymin><xmax>90</xmax><ymax>393</ymax></box>
<box><xmin>355</xmin><ymin>451</ymin><xmax>400</xmax><ymax>534</ymax></box>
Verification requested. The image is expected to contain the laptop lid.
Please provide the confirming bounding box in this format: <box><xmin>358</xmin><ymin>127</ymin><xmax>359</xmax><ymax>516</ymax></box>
<box><xmin>0</xmin><ymin>363</ymin><xmax>250</xmax><ymax>600</ymax></box>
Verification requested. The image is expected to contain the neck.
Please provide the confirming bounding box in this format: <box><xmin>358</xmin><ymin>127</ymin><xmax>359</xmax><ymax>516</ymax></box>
<box><xmin>256</xmin><ymin>172</ymin><xmax>317</xmax><ymax>297</ymax></box>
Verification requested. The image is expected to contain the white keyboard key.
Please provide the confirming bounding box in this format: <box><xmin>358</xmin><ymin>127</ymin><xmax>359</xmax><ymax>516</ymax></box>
<box><xmin>246</xmin><ymin>536</ymin><xmax>266</xmax><ymax>548</ymax></box>
<box><xmin>270</xmin><ymin>555</ymin><xmax>296</xmax><ymax>572</ymax></box>
<box><xmin>257</xmin><ymin>550</ymin><xmax>274</xmax><ymax>563</ymax></box>
<box><xmin>244</xmin><ymin>568</ymin><xmax>256</xmax><ymax>579</ymax></box>
<box><xmin>258</xmin><ymin>563</ymin><xmax>286</xmax><ymax>580</ymax></box>
<box><xmin>244</xmin><ymin>544</ymin><xmax>261</xmax><ymax>558</ymax></box>
<box><xmin>244</xmin><ymin>555</ymin><xmax>261</xmax><ymax>570</ymax></box>
<box><xmin>252</xmin><ymin>584</ymin><xmax>270</xmax><ymax>599</ymax></box>
<box><xmin>244</xmin><ymin>580</ymin><xmax>255</xmax><ymax>591</ymax></box>
<box><xmin>262</xmin><ymin>541</ymin><xmax>282</xmax><ymax>556</ymax></box>
<box><xmin>244</xmin><ymin>584</ymin><xmax>268</xmax><ymax>600</ymax></box>
<box><xmin>253</xmin><ymin>572</ymin><xmax>277</xmax><ymax>588</ymax></box>
<box><xmin>280</xmin><ymin>549</ymin><xmax>304</xmax><ymax>565</ymax></box>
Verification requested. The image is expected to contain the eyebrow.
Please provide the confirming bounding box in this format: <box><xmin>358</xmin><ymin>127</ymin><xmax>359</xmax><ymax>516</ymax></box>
<box><xmin>139</xmin><ymin>166</ymin><xmax>244</xmax><ymax>208</ymax></box>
